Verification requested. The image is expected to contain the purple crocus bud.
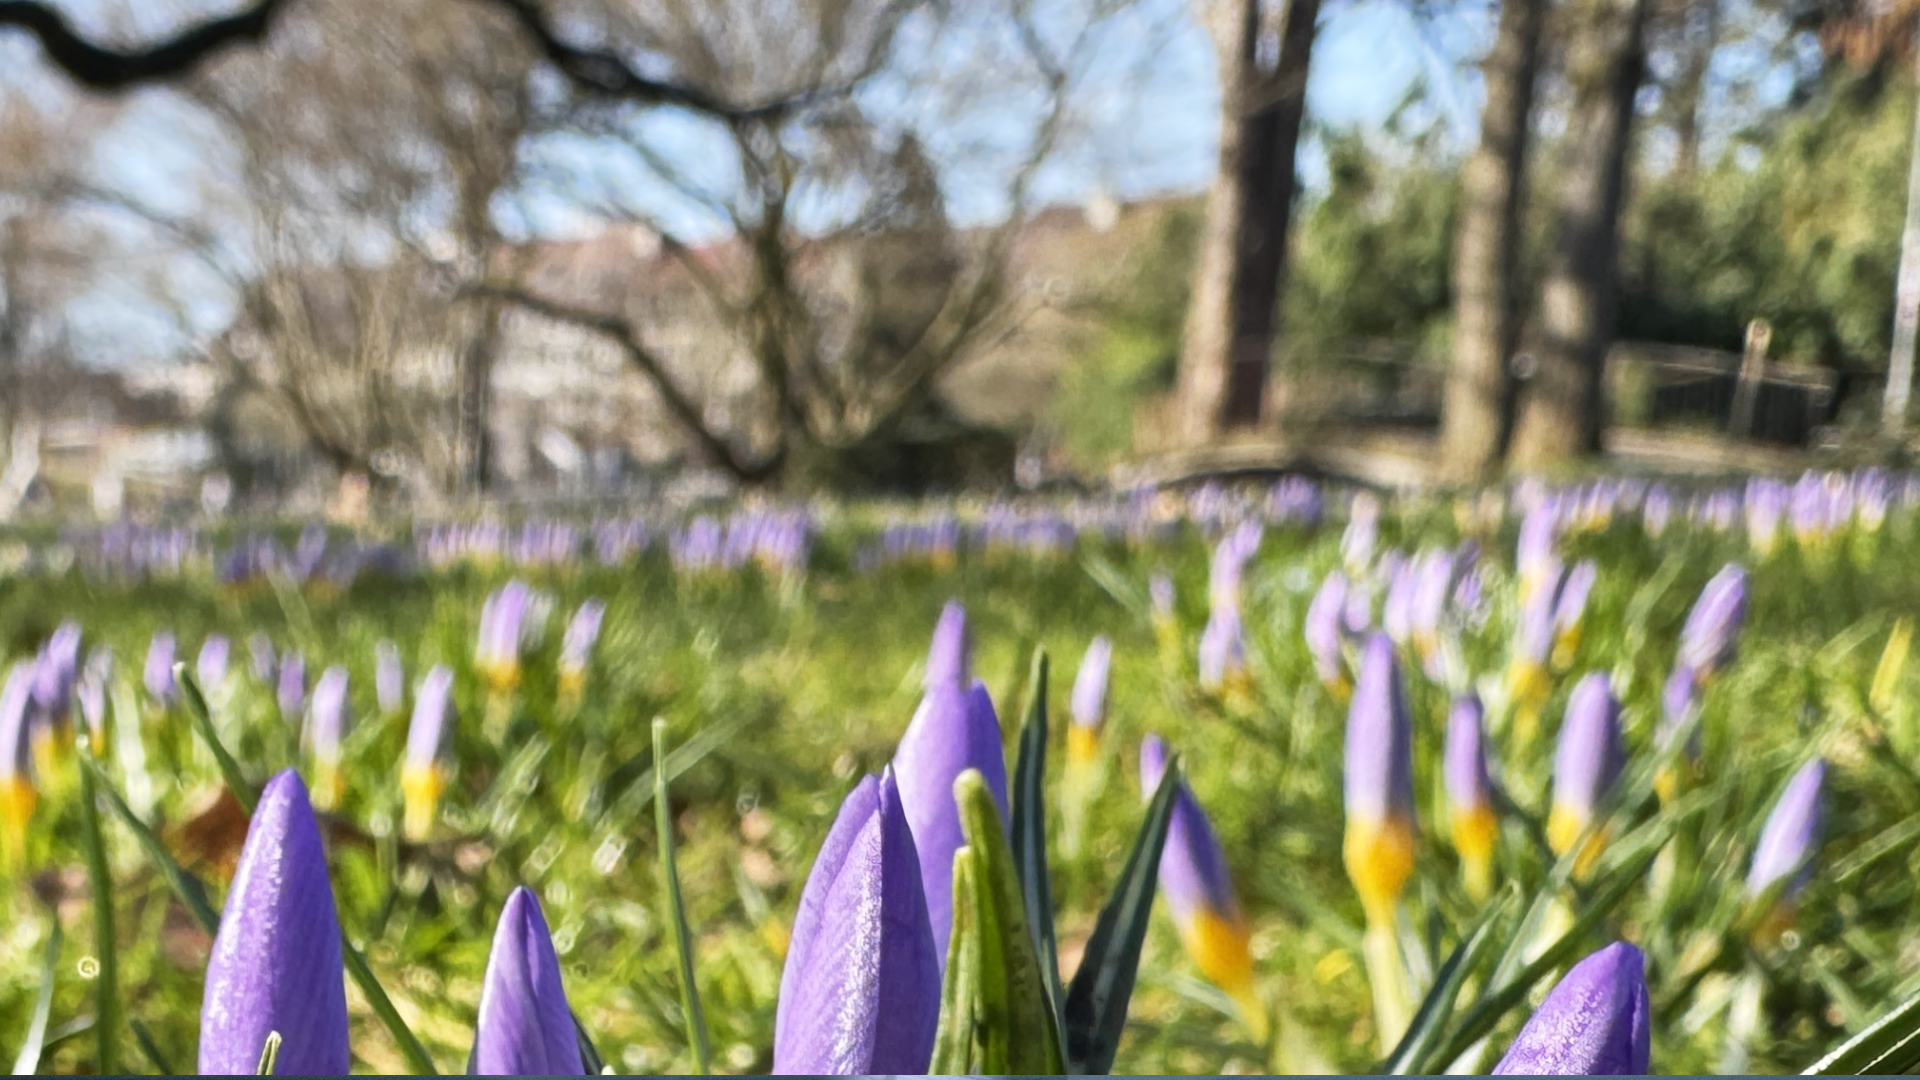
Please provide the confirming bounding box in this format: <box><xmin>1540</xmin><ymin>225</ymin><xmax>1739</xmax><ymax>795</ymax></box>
<box><xmin>1149</xmin><ymin>572</ymin><xmax>1176</xmax><ymax>627</ymax></box>
<box><xmin>198</xmin><ymin>771</ymin><xmax>350</xmax><ymax>1074</ymax></box>
<box><xmin>402</xmin><ymin>665</ymin><xmax>456</xmax><ymax>841</ymax></box>
<box><xmin>1679</xmin><ymin>565</ymin><xmax>1748</xmax><ymax>683</ymax></box>
<box><xmin>249</xmin><ymin>633</ymin><xmax>277</xmax><ymax>683</ymax></box>
<box><xmin>1305</xmin><ymin>570</ymin><xmax>1350</xmax><ymax>694</ymax></box>
<box><xmin>144</xmin><ymin>630</ymin><xmax>177</xmax><ymax>706</ymax></box>
<box><xmin>1747</xmin><ymin>758</ymin><xmax>1825</xmax><ymax>906</ymax></box>
<box><xmin>559</xmin><ymin>599</ymin><xmax>605</xmax><ymax>697</ymax></box>
<box><xmin>1410</xmin><ymin>550</ymin><xmax>1457</xmax><ymax>668</ymax></box>
<box><xmin>1547</xmin><ymin>674</ymin><xmax>1626</xmax><ymax>876</ymax></box>
<box><xmin>375</xmin><ymin>641</ymin><xmax>404</xmax><ymax>716</ymax></box>
<box><xmin>773</xmin><ymin>770</ymin><xmax>938</xmax><ymax>1074</ymax></box>
<box><xmin>1</xmin><ymin>662</ymin><xmax>37</xmax><ymax>852</ymax></box>
<box><xmin>1493</xmin><ymin>942</ymin><xmax>1651</xmax><ymax>1075</ymax></box>
<box><xmin>1198</xmin><ymin>606</ymin><xmax>1248</xmax><ymax>693</ymax></box>
<box><xmin>277</xmin><ymin>653</ymin><xmax>307</xmax><ymax>726</ymax></box>
<box><xmin>476</xmin><ymin>580</ymin><xmax>533</xmax><ymax>692</ymax></box>
<box><xmin>1551</xmin><ymin>559</ymin><xmax>1598</xmax><ymax>665</ymax></box>
<box><xmin>31</xmin><ymin>621</ymin><xmax>81</xmax><ymax>732</ymax></box>
<box><xmin>1344</xmin><ymin>635</ymin><xmax>1416</xmax><ymax>925</ymax></box>
<box><xmin>471</xmin><ymin>887</ymin><xmax>585</xmax><ymax>1075</ymax></box>
<box><xmin>1746</xmin><ymin>479</ymin><xmax>1786</xmax><ymax>554</ymax></box>
<box><xmin>78</xmin><ymin>648</ymin><xmax>111</xmax><ymax>748</ymax></box>
<box><xmin>1516</xmin><ymin>505</ymin><xmax>1558</xmax><ymax>602</ymax></box>
<box><xmin>1068</xmin><ymin>636</ymin><xmax>1113</xmax><ymax>767</ymax></box>
<box><xmin>197</xmin><ymin>635</ymin><xmax>231</xmax><ymax>693</ymax></box>
<box><xmin>891</xmin><ymin>678</ymin><xmax>1009</xmax><ymax>965</ymax></box>
<box><xmin>307</xmin><ymin>666</ymin><xmax>350</xmax><ymax>811</ymax></box>
<box><xmin>1140</xmin><ymin>735</ymin><xmax>1263</xmax><ymax>1034</ymax></box>
<box><xmin>1445</xmin><ymin>694</ymin><xmax>1497</xmax><ymax>899</ymax></box>
<box><xmin>1381</xmin><ymin>558</ymin><xmax>1418</xmax><ymax>649</ymax></box>
<box><xmin>925</xmin><ymin>600</ymin><xmax>970</xmax><ymax>691</ymax></box>
<box><xmin>1643</xmin><ymin>485</ymin><xmax>1672</xmax><ymax>538</ymax></box>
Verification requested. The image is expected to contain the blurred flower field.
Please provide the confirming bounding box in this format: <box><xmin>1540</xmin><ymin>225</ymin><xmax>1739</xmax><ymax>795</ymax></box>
<box><xmin>4</xmin><ymin>473</ymin><xmax>1920</xmax><ymax>1074</ymax></box>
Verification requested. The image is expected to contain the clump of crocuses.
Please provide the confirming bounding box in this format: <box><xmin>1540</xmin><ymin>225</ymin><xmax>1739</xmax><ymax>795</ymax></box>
<box><xmin>199</xmin><ymin>771</ymin><xmax>350</xmax><ymax>1074</ymax></box>
<box><xmin>1493</xmin><ymin>941</ymin><xmax>1650</xmax><ymax>1075</ymax></box>
<box><xmin>773</xmin><ymin>769</ymin><xmax>938</xmax><ymax>1074</ymax></box>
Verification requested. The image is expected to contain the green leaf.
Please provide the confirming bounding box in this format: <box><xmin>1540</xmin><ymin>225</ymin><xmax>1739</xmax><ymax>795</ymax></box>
<box><xmin>1380</xmin><ymin>891</ymin><xmax>1513</xmax><ymax>1074</ymax></box>
<box><xmin>654</xmin><ymin>718</ymin><xmax>712</xmax><ymax>1075</ymax></box>
<box><xmin>129</xmin><ymin>1019</ymin><xmax>175</xmax><ymax>1075</ymax></box>
<box><xmin>254</xmin><ymin>1030</ymin><xmax>282</xmax><ymax>1076</ymax></box>
<box><xmin>80</xmin><ymin>756</ymin><xmax>220</xmax><ymax>935</ymax></box>
<box><xmin>1010</xmin><ymin>648</ymin><xmax>1065</xmax><ymax>1029</ymax></box>
<box><xmin>1427</xmin><ymin>856</ymin><xmax>1653</xmax><ymax>1069</ymax></box>
<box><xmin>76</xmin><ymin>762</ymin><xmax>121</xmax><ymax>1074</ymax></box>
<box><xmin>1804</xmin><ymin>987</ymin><xmax>1920</xmax><ymax>1074</ymax></box>
<box><xmin>11</xmin><ymin>914</ymin><xmax>61</xmax><ymax>1076</ymax></box>
<box><xmin>1062</xmin><ymin>753</ymin><xmax>1180</xmax><ymax>1076</ymax></box>
<box><xmin>175</xmin><ymin>664</ymin><xmax>257</xmax><ymax>813</ymax></box>
<box><xmin>930</xmin><ymin>768</ymin><xmax>1065</xmax><ymax>1074</ymax></box>
<box><xmin>341</xmin><ymin>938</ymin><xmax>438</xmax><ymax>1074</ymax></box>
<box><xmin>572</xmin><ymin>1010</ymin><xmax>608</xmax><ymax>1075</ymax></box>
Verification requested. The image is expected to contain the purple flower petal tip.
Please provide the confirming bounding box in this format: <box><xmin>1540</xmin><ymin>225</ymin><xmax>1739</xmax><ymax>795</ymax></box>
<box><xmin>199</xmin><ymin>770</ymin><xmax>349</xmax><ymax>1075</ymax></box>
<box><xmin>1493</xmin><ymin>942</ymin><xmax>1651</xmax><ymax>1075</ymax></box>
<box><xmin>471</xmin><ymin>887</ymin><xmax>585</xmax><ymax>1075</ymax></box>
<box><xmin>773</xmin><ymin>771</ymin><xmax>938</xmax><ymax>1074</ymax></box>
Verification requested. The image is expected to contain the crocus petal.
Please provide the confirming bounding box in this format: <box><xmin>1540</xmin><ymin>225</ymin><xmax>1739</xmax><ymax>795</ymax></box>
<box><xmin>1141</xmin><ymin>735</ymin><xmax>1255</xmax><ymax>1003</ymax></box>
<box><xmin>199</xmin><ymin>771</ymin><xmax>350</xmax><ymax>1075</ymax></box>
<box><xmin>1747</xmin><ymin>758</ymin><xmax>1826</xmax><ymax>900</ymax></box>
<box><xmin>1680</xmin><ymin>565</ymin><xmax>1749</xmax><ymax>680</ymax></box>
<box><xmin>1344</xmin><ymin>635</ymin><xmax>1416</xmax><ymax>921</ymax></box>
<box><xmin>471</xmin><ymin>887</ymin><xmax>585</xmax><ymax>1075</ymax></box>
<box><xmin>773</xmin><ymin>770</ymin><xmax>938</xmax><ymax>1074</ymax></box>
<box><xmin>198</xmin><ymin>635</ymin><xmax>231</xmax><ymax>693</ymax></box>
<box><xmin>375</xmin><ymin>641</ymin><xmax>404</xmax><ymax>715</ymax></box>
<box><xmin>1070</xmin><ymin>636</ymin><xmax>1113</xmax><ymax>732</ymax></box>
<box><xmin>891</xmin><ymin>680</ymin><xmax>1009</xmax><ymax>960</ymax></box>
<box><xmin>145</xmin><ymin>631</ymin><xmax>177</xmax><ymax>704</ymax></box>
<box><xmin>1493</xmin><ymin>942</ymin><xmax>1651</xmax><ymax>1075</ymax></box>
<box><xmin>925</xmin><ymin>600</ymin><xmax>970</xmax><ymax>690</ymax></box>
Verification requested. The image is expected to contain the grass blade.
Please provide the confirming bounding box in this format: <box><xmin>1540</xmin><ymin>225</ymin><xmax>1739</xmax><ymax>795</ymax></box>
<box><xmin>129</xmin><ymin>1019</ymin><xmax>174</xmax><ymax>1075</ymax></box>
<box><xmin>572</xmin><ymin>1010</ymin><xmax>608</xmax><ymax>1075</ymax></box>
<box><xmin>12</xmin><ymin>914</ymin><xmax>63</xmax><ymax>1076</ymax></box>
<box><xmin>1011</xmin><ymin>648</ymin><xmax>1064</xmax><ymax>1027</ymax></box>
<box><xmin>1062</xmin><ymin>753</ymin><xmax>1180</xmax><ymax>1075</ymax></box>
<box><xmin>1380</xmin><ymin>892</ymin><xmax>1512</xmax><ymax>1074</ymax></box>
<box><xmin>341</xmin><ymin>939</ymin><xmax>438</xmax><ymax>1074</ymax></box>
<box><xmin>81</xmin><ymin>755</ymin><xmax>220</xmax><ymax>934</ymax></box>
<box><xmin>175</xmin><ymin>663</ymin><xmax>257</xmax><ymax>813</ymax></box>
<box><xmin>1804</xmin><ymin>987</ymin><xmax>1920</xmax><ymax>1074</ymax></box>
<box><xmin>76</xmin><ymin>762</ymin><xmax>121</xmax><ymax>1074</ymax></box>
<box><xmin>654</xmin><ymin>718</ymin><xmax>712</xmax><ymax>1074</ymax></box>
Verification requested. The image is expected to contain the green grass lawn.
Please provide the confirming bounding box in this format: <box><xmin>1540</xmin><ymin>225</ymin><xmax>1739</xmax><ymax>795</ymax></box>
<box><xmin>2</xmin><ymin>490</ymin><xmax>1918</xmax><ymax>1074</ymax></box>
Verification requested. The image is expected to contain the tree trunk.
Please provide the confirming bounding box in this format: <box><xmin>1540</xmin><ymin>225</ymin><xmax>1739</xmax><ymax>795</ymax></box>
<box><xmin>1668</xmin><ymin>0</ymin><xmax>1716</xmax><ymax>176</ymax></box>
<box><xmin>1172</xmin><ymin>0</ymin><xmax>1319</xmax><ymax>444</ymax></box>
<box><xmin>1438</xmin><ymin>0</ymin><xmax>1543</xmax><ymax>480</ymax></box>
<box><xmin>1506</xmin><ymin>0</ymin><xmax>1650</xmax><ymax>469</ymax></box>
<box><xmin>458</xmin><ymin>299</ymin><xmax>500</xmax><ymax>494</ymax></box>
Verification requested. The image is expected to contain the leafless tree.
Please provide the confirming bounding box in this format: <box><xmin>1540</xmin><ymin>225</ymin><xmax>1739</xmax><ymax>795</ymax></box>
<box><xmin>475</xmin><ymin>0</ymin><xmax>1141</xmax><ymax>488</ymax></box>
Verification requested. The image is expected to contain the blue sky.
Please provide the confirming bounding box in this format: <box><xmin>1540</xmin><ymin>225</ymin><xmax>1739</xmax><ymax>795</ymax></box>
<box><xmin>8</xmin><ymin>0</ymin><xmax>1495</xmax><ymax>362</ymax></box>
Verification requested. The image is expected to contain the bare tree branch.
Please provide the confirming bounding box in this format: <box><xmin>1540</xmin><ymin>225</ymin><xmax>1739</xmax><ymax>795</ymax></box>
<box><xmin>0</xmin><ymin>0</ymin><xmax>290</xmax><ymax>90</ymax></box>
<box><xmin>463</xmin><ymin>281</ymin><xmax>784</xmax><ymax>481</ymax></box>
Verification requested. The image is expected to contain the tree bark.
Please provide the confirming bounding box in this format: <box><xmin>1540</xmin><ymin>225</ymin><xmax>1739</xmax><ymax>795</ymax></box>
<box><xmin>1172</xmin><ymin>0</ymin><xmax>1319</xmax><ymax>444</ymax></box>
<box><xmin>1438</xmin><ymin>0</ymin><xmax>1543</xmax><ymax>480</ymax></box>
<box><xmin>1668</xmin><ymin>0</ymin><xmax>1717</xmax><ymax>176</ymax></box>
<box><xmin>1506</xmin><ymin>0</ymin><xmax>1650</xmax><ymax>469</ymax></box>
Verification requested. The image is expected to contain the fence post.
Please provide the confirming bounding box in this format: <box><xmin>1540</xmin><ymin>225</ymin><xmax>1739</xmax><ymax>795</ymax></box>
<box><xmin>1729</xmin><ymin>318</ymin><xmax>1770</xmax><ymax>439</ymax></box>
